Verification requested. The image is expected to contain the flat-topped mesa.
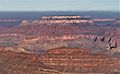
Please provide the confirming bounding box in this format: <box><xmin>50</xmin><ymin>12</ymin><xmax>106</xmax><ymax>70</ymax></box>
<box><xmin>41</xmin><ymin>16</ymin><xmax>81</xmax><ymax>20</ymax></box>
<box><xmin>20</xmin><ymin>16</ymin><xmax>94</xmax><ymax>26</ymax></box>
<box><xmin>39</xmin><ymin>15</ymin><xmax>94</xmax><ymax>24</ymax></box>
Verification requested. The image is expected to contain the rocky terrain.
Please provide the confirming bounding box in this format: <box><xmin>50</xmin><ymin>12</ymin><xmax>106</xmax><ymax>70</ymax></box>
<box><xmin>0</xmin><ymin>48</ymin><xmax>120</xmax><ymax>74</ymax></box>
<box><xmin>0</xmin><ymin>15</ymin><xmax>120</xmax><ymax>74</ymax></box>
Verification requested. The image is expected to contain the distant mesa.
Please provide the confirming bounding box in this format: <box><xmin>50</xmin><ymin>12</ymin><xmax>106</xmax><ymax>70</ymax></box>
<box><xmin>19</xmin><ymin>16</ymin><xmax>119</xmax><ymax>26</ymax></box>
<box><xmin>19</xmin><ymin>20</ymin><xmax>31</xmax><ymax>26</ymax></box>
<box><xmin>19</xmin><ymin>16</ymin><xmax>94</xmax><ymax>26</ymax></box>
<box><xmin>41</xmin><ymin>16</ymin><xmax>81</xmax><ymax>20</ymax></box>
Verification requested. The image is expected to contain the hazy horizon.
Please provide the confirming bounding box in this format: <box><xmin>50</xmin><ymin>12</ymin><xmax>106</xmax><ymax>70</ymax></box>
<box><xmin>0</xmin><ymin>0</ymin><xmax>119</xmax><ymax>11</ymax></box>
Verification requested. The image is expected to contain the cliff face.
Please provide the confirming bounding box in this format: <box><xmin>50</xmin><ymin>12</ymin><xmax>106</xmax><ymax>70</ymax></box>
<box><xmin>0</xmin><ymin>22</ymin><xmax>120</xmax><ymax>57</ymax></box>
<box><xmin>0</xmin><ymin>48</ymin><xmax>120</xmax><ymax>74</ymax></box>
<box><xmin>40</xmin><ymin>48</ymin><xmax>120</xmax><ymax>73</ymax></box>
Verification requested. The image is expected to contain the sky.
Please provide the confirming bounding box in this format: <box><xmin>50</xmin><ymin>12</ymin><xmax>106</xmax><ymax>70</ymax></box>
<box><xmin>0</xmin><ymin>0</ymin><xmax>119</xmax><ymax>11</ymax></box>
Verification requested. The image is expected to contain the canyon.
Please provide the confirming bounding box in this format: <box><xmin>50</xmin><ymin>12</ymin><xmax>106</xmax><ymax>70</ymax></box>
<box><xmin>0</xmin><ymin>15</ymin><xmax>120</xmax><ymax>74</ymax></box>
